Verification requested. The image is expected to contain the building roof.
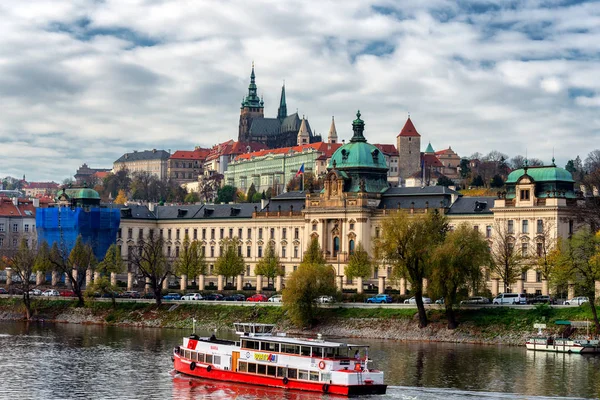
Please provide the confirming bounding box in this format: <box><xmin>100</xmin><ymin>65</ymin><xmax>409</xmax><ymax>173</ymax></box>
<box><xmin>94</xmin><ymin>171</ymin><xmax>110</xmax><ymax>180</ymax></box>
<box><xmin>422</xmin><ymin>153</ymin><xmax>444</xmax><ymax>168</ymax></box>
<box><xmin>379</xmin><ymin>186</ymin><xmax>458</xmax><ymax>210</ymax></box>
<box><xmin>447</xmin><ymin>196</ymin><xmax>495</xmax><ymax>215</ymax></box>
<box><xmin>235</xmin><ymin>142</ymin><xmax>341</xmax><ymax>162</ymax></box>
<box><xmin>115</xmin><ymin>149</ymin><xmax>170</xmax><ymax>163</ymax></box>
<box><xmin>383</xmin><ymin>186</ymin><xmax>460</xmax><ymax>197</ymax></box>
<box><xmin>506</xmin><ymin>166</ymin><xmax>575</xmax><ymax>183</ymax></box>
<box><xmin>397</xmin><ymin>117</ymin><xmax>420</xmax><ymax>137</ymax></box>
<box><xmin>119</xmin><ymin>203</ymin><xmax>260</xmax><ymax>220</ymax></box>
<box><xmin>64</xmin><ymin>188</ymin><xmax>101</xmax><ymax>200</ymax></box>
<box><xmin>0</xmin><ymin>197</ymin><xmax>36</xmax><ymax>217</ymax></box>
<box><xmin>23</xmin><ymin>182</ymin><xmax>59</xmax><ymax>189</ymax></box>
<box><xmin>205</xmin><ymin>141</ymin><xmax>267</xmax><ymax>161</ymax></box>
<box><xmin>170</xmin><ymin>148</ymin><xmax>211</xmax><ymax>160</ymax></box>
<box><xmin>373</xmin><ymin>144</ymin><xmax>397</xmax><ymax>155</ymax></box>
<box><xmin>424</xmin><ymin>142</ymin><xmax>435</xmax><ymax>154</ymax></box>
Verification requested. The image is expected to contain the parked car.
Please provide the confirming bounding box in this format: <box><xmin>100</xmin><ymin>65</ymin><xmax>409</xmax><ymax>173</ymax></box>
<box><xmin>224</xmin><ymin>294</ymin><xmax>246</xmax><ymax>301</ymax></box>
<box><xmin>316</xmin><ymin>295</ymin><xmax>334</xmax><ymax>303</ymax></box>
<box><xmin>268</xmin><ymin>295</ymin><xmax>283</xmax><ymax>303</ymax></box>
<box><xmin>0</xmin><ymin>288</ymin><xmax>8</xmax><ymax>294</ymax></box>
<box><xmin>565</xmin><ymin>296</ymin><xmax>589</xmax><ymax>306</ymax></box>
<box><xmin>492</xmin><ymin>293</ymin><xmax>527</xmax><ymax>305</ymax></box>
<box><xmin>460</xmin><ymin>296</ymin><xmax>490</xmax><ymax>305</ymax></box>
<box><xmin>122</xmin><ymin>291</ymin><xmax>140</xmax><ymax>298</ymax></box>
<box><xmin>28</xmin><ymin>289</ymin><xmax>42</xmax><ymax>296</ymax></box>
<box><xmin>181</xmin><ymin>293</ymin><xmax>203</xmax><ymax>301</ymax></box>
<box><xmin>203</xmin><ymin>293</ymin><xmax>224</xmax><ymax>301</ymax></box>
<box><xmin>59</xmin><ymin>290</ymin><xmax>75</xmax><ymax>297</ymax></box>
<box><xmin>247</xmin><ymin>294</ymin><xmax>268</xmax><ymax>302</ymax></box>
<box><xmin>143</xmin><ymin>292</ymin><xmax>156</xmax><ymax>299</ymax></box>
<box><xmin>528</xmin><ymin>295</ymin><xmax>556</xmax><ymax>305</ymax></box>
<box><xmin>366</xmin><ymin>294</ymin><xmax>392</xmax><ymax>304</ymax></box>
<box><xmin>42</xmin><ymin>289</ymin><xmax>60</xmax><ymax>297</ymax></box>
<box><xmin>404</xmin><ymin>296</ymin><xmax>432</xmax><ymax>304</ymax></box>
<box><xmin>162</xmin><ymin>293</ymin><xmax>182</xmax><ymax>300</ymax></box>
<box><xmin>435</xmin><ymin>298</ymin><xmax>444</xmax><ymax>305</ymax></box>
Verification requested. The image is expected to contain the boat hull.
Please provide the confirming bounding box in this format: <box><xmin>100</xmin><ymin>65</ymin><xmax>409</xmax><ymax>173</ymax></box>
<box><xmin>173</xmin><ymin>353</ymin><xmax>387</xmax><ymax>396</ymax></box>
<box><xmin>526</xmin><ymin>338</ymin><xmax>600</xmax><ymax>354</ymax></box>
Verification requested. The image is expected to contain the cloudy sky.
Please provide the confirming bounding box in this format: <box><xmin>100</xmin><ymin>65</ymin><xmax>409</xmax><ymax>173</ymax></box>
<box><xmin>1</xmin><ymin>0</ymin><xmax>599</xmax><ymax>182</ymax></box>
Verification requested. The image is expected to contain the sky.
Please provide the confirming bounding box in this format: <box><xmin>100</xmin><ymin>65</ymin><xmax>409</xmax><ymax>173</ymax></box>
<box><xmin>1</xmin><ymin>0</ymin><xmax>599</xmax><ymax>182</ymax></box>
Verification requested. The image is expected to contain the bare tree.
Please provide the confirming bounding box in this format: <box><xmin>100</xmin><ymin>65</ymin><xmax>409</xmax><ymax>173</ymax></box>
<box><xmin>584</xmin><ymin>149</ymin><xmax>600</xmax><ymax>173</ymax></box>
<box><xmin>489</xmin><ymin>221</ymin><xmax>524</xmax><ymax>293</ymax></box>
<box><xmin>130</xmin><ymin>233</ymin><xmax>173</xmax><ymax>305</ymax></box>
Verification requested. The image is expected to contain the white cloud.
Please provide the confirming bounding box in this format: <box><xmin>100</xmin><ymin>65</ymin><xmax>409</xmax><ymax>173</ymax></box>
<box><xmin>0</xmin><ymin>0</ymin><xmax>599</xmax><ymax>181</ymax></box>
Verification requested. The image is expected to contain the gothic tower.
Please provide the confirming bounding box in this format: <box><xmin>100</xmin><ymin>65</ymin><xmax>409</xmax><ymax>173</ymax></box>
<box><xmin>277</xmin><ymin>83</ymin><xmax>287</xmax><ymax>120</ymax></box>
<box><xmin>238</xmin><ymin>63</ymin><xmax>265</xmax><ymax>142</ymax></box>
<box><xmin>327</xmin><ymin>116</ymin><xmax>338</xmax><ymax>144</ymax></box>
<box><xmin>297</xmin><ymin>116</ymin><xmax>310</xmax><ymax>145</ymax></box>
<box><xmin>397</xmin><ymin>116</ymin><xmax>421</xmax><ymax>184</ymax></box>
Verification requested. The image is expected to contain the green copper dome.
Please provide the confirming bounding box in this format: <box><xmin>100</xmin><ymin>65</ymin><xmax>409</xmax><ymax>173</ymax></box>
<box><xmin>506</xmin><ymin>166</ymin><xmax>574</xmax><ymax>183</ymax></box>
<box><xmin>65</xmin><ymin>188</ymin><xmax>101</xmax><ymax>200</ymax></box>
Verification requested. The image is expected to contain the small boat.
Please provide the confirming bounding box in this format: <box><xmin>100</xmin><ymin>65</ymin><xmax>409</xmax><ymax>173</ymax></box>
<box><xmin>172</xmin><ymin>322</ymin><xmax>387</xmax><ymax>396</ymax></box>
<box><xmin>525</xmin><ymin>320</ymin><xmax>600</xmax><ymax>354</ymax></box>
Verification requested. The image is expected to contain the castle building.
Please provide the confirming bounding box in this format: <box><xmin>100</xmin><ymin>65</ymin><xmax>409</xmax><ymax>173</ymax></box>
<box><xmin>396</xmin><ymin>117</ymin><xmax>421</xmax><ymax>183</ymax></box>
<box><xmin>238</xmin><ymin>65</ymin><xmax>321</xmax><ymax>148</ymax></box>
<box><xmin>113</xmin><ymin>149</ymin><xmax>171</xmax><ymax>180</ymax></box>
<box><xmin>168</xmin><ymin>147</ymin><xmax>211</xmax><ymax>185</ymax></box>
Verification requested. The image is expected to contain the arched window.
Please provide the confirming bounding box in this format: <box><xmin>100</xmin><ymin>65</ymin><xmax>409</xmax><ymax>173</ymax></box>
<box><xmin>349</xmin><ymin>240</ymin><xmax>355</xmax><ymax>255</ymax></box>
<box><xmin>333</xmin><ymin>237</ymin><xmax>340</xmax><ymax>257</ymax></box>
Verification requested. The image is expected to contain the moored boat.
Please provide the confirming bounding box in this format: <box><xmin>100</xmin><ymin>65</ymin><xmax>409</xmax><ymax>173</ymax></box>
<box><xmin>172</xmin><ymin>322</ymin><xmax>387</xmax><ymax>396</ymax></box>
<box><xmin>525</xmin><ymin>321</ymin><xmax>600</xmax><ymax>354</ymax></box>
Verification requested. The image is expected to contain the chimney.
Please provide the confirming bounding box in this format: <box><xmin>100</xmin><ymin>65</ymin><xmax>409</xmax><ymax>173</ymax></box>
<box><xmin>33</xmin><ymin>198</ymin><xmax>40</xmax><ymax>208</ymax></box>
<box><xmin>261</xmin><ymin>198</ymin><xmax>269</xmax><ymax>210</ymax></box>
<box><xmin>12</xmin><ymin>197</ymin><xmax>18</xmax><ymax>206</ymax></box>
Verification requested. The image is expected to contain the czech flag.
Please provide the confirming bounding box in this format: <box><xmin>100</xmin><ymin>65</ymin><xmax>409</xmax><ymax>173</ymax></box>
<box><xmin>295</xmin><ymin>163</ymin><xmax>305</xmax><ymax>177</ymax></box>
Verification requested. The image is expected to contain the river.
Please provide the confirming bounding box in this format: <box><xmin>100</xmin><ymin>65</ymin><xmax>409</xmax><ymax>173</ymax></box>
<box><xmin>0</xmin><ymin>322</ymin><xmax>598</xmax><ymax>400</ymax></box>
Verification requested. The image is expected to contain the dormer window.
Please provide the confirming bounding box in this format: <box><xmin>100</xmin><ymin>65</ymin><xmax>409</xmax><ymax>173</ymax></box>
<box><xmin>520</xmin><ymin>189</ymin><xmax>530</xmax><ymax>201</ymax></box>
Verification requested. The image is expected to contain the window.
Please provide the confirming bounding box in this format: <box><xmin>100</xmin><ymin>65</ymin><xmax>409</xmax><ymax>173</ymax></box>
<box><xmin>521</xmin><ymin>242</ymin><xmax>528</xmax><ymax>257</ymax></box>
<box><xmin>167</xmin><ymin>229</ymin><xmax>172</xmax><ymax>240</ymax></box>
<box><xmin>312</xmin><ymin>222</ymin><xmax>317</xmax><ymax>231</ymax></box>
<box><xmin>258</xmin><ymin>246</ymin><xmax>263</xmax><ymax>258</ymax></box>
<box><xmin>536</xmin><ymin>271</ymin><xmax>542</xmax><ymax>282</ymax></box>
<box><xmin>0</xmin><ymin>223</ymin><xmax>4</xmax><ymax>232</ymax></box>
<box><xmin>12</xmin><ymin>238</ymin><xmax>17</xmax><ymax>247</ymax></box>
<box><xmin>167</xmin><ymin>246</ymin><xmax>171</xmax><ymax>256</ymax></box>
<box><xmin>193</xmin><ymin>229</ymin><xmax>198</xmax><ymax>240</ymax></box>
<box><xmin>247</xmin><ymin>246</ymin><xmax>251</xmax><ymax>258</ymax></box>
<box><xmin>229</xmin><ymin>228</ymin><xmax>233</xmax><ymax>238</ymax></box>
<box><xmin>238</xmin><ymin>228</ymin><xmax>242</xmax><ymax>239</ymax></box>
<box><xmin>159</xmin><ymin>228</ymin><xmax>164</xmax><ymax>238</ymax></box>
<box><xmin>13</xmin><ymin>224</ymin><xmax>18</xmax><ymax>232</ymax></box>
<box><xmin>202</xmin><ymin>228</ymin><xmax>206</xmax><ymax>240</ymax></box>
<box><xmin>486</xmin><ymin>226</ymin><xmax>492</xmax><ymax>238</ymax></box>
<box><xmin>210</xmin><ymin>246</ymin><xmax>215</xmax><ymax>257</ymax></box>
<box><xmin>282</xmin><ymin>246</ymin><xmax>286</xmax><ymax>258</ymax></box>
<box><xmin>211</xmin><ymin>229</ymin><xmax>215</xmax><ymax>239</ymax></box>
<box><xmin>185</xmin><ymin>228</ymin><xmax>188</xmax><ymax>238</ymax></box>
<box><xmin>537</xmin><ymin>220</ymin><xmax>543</xmax><ymax>234</ymax></box>
<box><xmin>24</xmin><ymin>224</ymin><xmax>29</xmax><ymax>232</ymax></box>
<box><xmin>238</xmin><ymin>246</ymin><xmax>242</xmax><ymax>257</ymax></box>
<box><xmin>520</xmin><ymin>189</ymin><xmax>530</xmax><ymax>201</ymax></box>
<box><xmin>128</xmin><ymin>228</ymin><xmax>133</xmax><ymax>239</ymax></box>
<box><xmin>258</xmin><ymin>228</ymin><xmax>263</xmax><ymax>240</ymax></box>
<box><xmin>522</xmin><ymin>220</ymin><xmax>529</xmax><ymax>234</ymax></box>
<box><xmin>247</xmin><ymin>228</ymin><xmax>252</xmax><ymax>239</ymax></box>
<box><xmin>569</xmin><ymin>220</ymin><xmax>574</xmax><ymax>236</ymax></box>
<box><xmin>294</xmin><ymin>228</ymin><xmax>299</xmax><ymax>239</ymax></box>
<box><xmin>375</xmin><ymin>227</ymin><xmax>380</xmax><ymax>238</ymax></box>
<box><xmin>473</xmin><ymin>225</ymin><xmax>479</xmax><ymax>232</ymax></box>
<box><xmin>220</xmin><ymin>228</ymin><xmax>224</xmax><ymax>239</ymax></box>
<box><xmin>507</xmin><ymin>220</ymin><xmax>514</xmax><ymax>234</ymax></box>
<box><xmin>293</xmin><ymin>265</ymin><xmax>298</xmax><ymax>272</ymax></box>
<box><xmin>176</xmin><ymin>229</ymin><xmax>180</xmax><ymax>240</ymax></box>
<box><xmin>293</xmin><ymin>246</ymin><xmax>298</xmax><ymax>258</ymax></box>
<box><xmin>537</xmin><ymin>242</ymin><xmax>543</xmax><ymax>256</ymax></box>
<box><xmin>175</xmin><ymin>246</ymin><xmax>180</xmax><ymax>257</ymax></box>
<box><xmin>349</xmin><ymin>240</ymin><xmax>355</xmax><ymax>255</ymax></box>
<box><xmin>349</xmin><ymin>222</ymin><xmax>355</xmax><ymax>230</ymax></box>
<box><xmin>0</xmin><ymin>238</ymin><xmax>3</xmax><ymax>247</ymax></box>
<box><xmin>282</xmin><ymin>228</ymin><xmax>287</xmax><ymax>239</ymax></box>
<box><xmin>270</xmin><ymin>228</ymin><xmax>275</xmax><ymax>239</ymax></box>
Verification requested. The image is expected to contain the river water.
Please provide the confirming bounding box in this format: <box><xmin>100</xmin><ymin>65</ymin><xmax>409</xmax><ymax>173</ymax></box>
<box><xmin>0</xmin><ymin>322</ymin><xmax>598</xmax><ymax>400</ymax></box>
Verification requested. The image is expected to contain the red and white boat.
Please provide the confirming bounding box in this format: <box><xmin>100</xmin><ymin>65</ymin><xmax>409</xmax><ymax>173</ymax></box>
<box><xmin>172</xmin><ymin>322</ymin><xmax>387</xmax><ymax>396</ymax></box>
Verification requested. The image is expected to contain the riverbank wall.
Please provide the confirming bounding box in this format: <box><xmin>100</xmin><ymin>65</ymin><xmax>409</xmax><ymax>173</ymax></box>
<box><xmin>0</xmin><ymin>298</ymin><xmax>595</xmax><ymax>346</ymax></box>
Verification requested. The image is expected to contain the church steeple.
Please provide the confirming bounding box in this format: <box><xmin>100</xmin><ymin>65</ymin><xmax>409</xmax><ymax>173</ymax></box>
<box><xmin>277</xmin><ymin>83</ymin><xmax>287</xmax><ymax>120</ymax></box>
<box><xmin>241</xmin><ymin>62</ymin><xmax>263</xmax><ymax>109</ymax></box>
<box><xmin>327</xmin><ymin>116</ymin><xmax>338</xmax><ymax>143</ymax></box>
<box><xmin>297</xmin><ymin>116</ymin><xmax>310</xmax><ymax>145</ymax></box>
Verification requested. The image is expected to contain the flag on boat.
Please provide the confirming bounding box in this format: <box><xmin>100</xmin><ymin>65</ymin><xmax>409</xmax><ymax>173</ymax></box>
<box><xmin>295</xmin><ymin>163</ymin><xmax>305</xmax><ymax>177</ymax></box>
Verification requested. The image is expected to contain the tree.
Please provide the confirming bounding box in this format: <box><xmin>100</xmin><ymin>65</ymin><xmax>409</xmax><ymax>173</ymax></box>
<box><xmin>86</xmin><ymin>244</ymin><xmax>125</xmax><ymax>306</ymax></box>
<box><xmin>510</xmin><ymin>155</ymin><xmax>527</xmax><ymax>169</ymax></box>
<box><xmin>344</xmin><ymin>243</ymin><xmax>373</xmax><ymax>280</ymax></box>
<box><xmin>246</xmin><ymin>184</ymin><xmax>257</xmax><ymax>204</ymax></box>
<box><xmin>130</xmin><ymin>234</ymin><xmax>173</xmax><ymax>306</ymax></box>
<box><xmin>554</xmin><ymin>228</ymin><xmax>600</xmax><ymax>333</ymax></box>
<box><xmin>488</xmin><ymin>221</ymin><xmax>524</xmax><ymax>293</ymax></box>
<box><xmin>214</xmin><ymin>237</ymin><xmax>245</xmax><ymax>285</ymax></box>
<box><xmin>286</xmin><ymin>172</ymin><xmax>322</xmax><ymax>192</ymax></box>
<box><xmin>254</xmin><ymin>242</ymin><xmax>283</xmax><ymax>286</ymax></box>
<box><xmin>470</xmin><ymin>175</ymin><xmax>484</xmax><ymax>187</ymax></box>
<box><xmin>184</xmin><ymin>191</ymin><xmax>200</xmax><ymax>204</ymax></box>
<box><xmin>534</xmin><ymin>221</ymin><xmax>558</xmax><ymax>291</ymax></box>
<box><xmin>114</xmin><ymin>189</ymin><xmax>127</xmax><ymax>205</ymax></box>
<box><xmin>429</xmin><ymin>224</ymin><xmax>489</xmax><ymax>329</ymax></box>
<box><xmin>584</xmin><ymin>149</ymin><xmax>600</xmax><ymax>173</ymax></box>
<box><xmin>375</xmin><ymin>210</ymin><xmax>448</xmax><ymax>328</ymax></box>
<box><xmin>103</xmin><ymin>168</ymin><xmax>131</xmax><ymax>199</ymax></box>
<box><xmin>459</xmin><ymin>159</ymin><xmax>471</xmax><ymax>179</ymax></box>
<box><xmin>198</xmin><ymin>173</ymin><xmax>222</xmax><ymax>203</ymax></box>
<box><xmin>216</xmin><ymin>185</ymin><xmax>237</xmax><ymax>204</ymax></box>
<box><xmin>282</xmin><ymin>237</ymin><xmax>336</xmax><ymax>327</ymax></box>
<box><xmin>174</xmin><ymin>235</ymin><xmax>206</xmax><ymax>285</ymax></box>
<box><xmin>437</xmin><ymin>175</ymin><xmax>454</xmax><ymax>187</ymax></box>
<box><xmin>490</xmin><ymin>174</ymin><xmax>504</xmax><ymax>188</ymax></box>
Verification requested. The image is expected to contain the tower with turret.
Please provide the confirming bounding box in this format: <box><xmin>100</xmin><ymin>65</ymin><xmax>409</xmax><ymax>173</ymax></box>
<box><xmin>397</xmin><ymin>117</ymin><xmax>421</xmax><ymax>183</ymax></box>
<box><xmin>238</xmin><ymin>63</ymin><xmax>264</xmax><ymax>142</ymax></box>
<box><xmin>327</xmin><ymin>116</ymin><xmax>338</xmax><ymax>144</ymax></box>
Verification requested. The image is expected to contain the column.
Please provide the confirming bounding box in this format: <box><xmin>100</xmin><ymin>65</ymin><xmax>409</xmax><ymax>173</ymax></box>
<box><xmin>94</xmin><ymin>271</ymin><xmax>101</xmax><ymax>283</ymax></box>
<box><xmin>162</xmin><ymin>278</ymin><xmax>169</xmax><ymax>290</ymax></box>
<box><xmin>6</xmin><ymin>270</ymin><xmax>12</xmax><ymax>286</ymax></box>
<box><xmin>36</xmin><ymin>271</ymin><xmax>44</xmax><ymax>286</ymax></box>
<box><xmin>85</xmin><ymin>269</ymin><xmax>92</xmax><ymax>287</ymax></box>
<box><xmin>356</xmin><ymin>276</ymin><xmax>363</xmax><ymax>294</ymax></box>
<box><xmin>256</xmin><ymin>275</ymin><xmax>263</xmax><ymax>293</ymax></box>
<box><xmin>422</xmin><ymin>278</ymin><xmax>428</xmax><ymax>294</ymax></box>
<box><xmin>275</xmin><ymin>275</ymin><xmax>282</xmax><ymax>292</ymax></box>
<box><xmin>542</xmin><ymin>279</ymin><xmax>549</xmax><ymax>296</ymax></box>
<box><xmin>51</xmin><ymin>271</ymin><xmax>59</xmax><ymax>287</ymax></box>
<box><xmin>336</xmin><ymin>276</ymin><xmax>343</xmax><ymax>292</ymax></box>
<box><xmin>492</xmin><ymin>278</ymin><xmax>499</xmax><ymax>296</ymax></box>
<box><xmin>71</xmin><ymin>270</ymin><xmax>78</xmax><ymax>289</ymax></box>
<box><xmin>237</xmin><ymin>275</ymin><xmax>243</xmax><ymax>291</ymax></box>
<box><xmin>110</xmin><ymin>272</ymin><xmax>117</xmax><ymax>287</ymax></box>
<box><xmin>378</xmin><ymin>277</ymin><xmax>385</xmax><ymax>294</ymax></box>
<box><xmin>596</xmin><ymin>280</ymin><xmax>600</xmax><ymax>300</ymax></box>
<box><xmin>568</xmin><ymin>282</ymin><xmax>575</xmax><ymax>300</ymax></box>
<box><xmin>145</xmin><ymin>277</ymin><xmax>151</xmax><ymax>293</ymax></box>
<box><xmin>198</xmin><ymin>275</ymin><xmax>205</xmax><ymax>291</ymax></box>
<box><xmin>516</xmin><ymin>278</ymin><xmax>524</xmax><ymax>294</ymax></box>
<box><xmin>217</xmin><ymin>275</ymin><xmax>224</xmax><ymax>291</ymax></box>
<box><xmin>127</xmin><ymin>272</ymin><xmax>134</xmax><ymax>291</ymax></box>
<box><xmin>180</xmin><ymin>274</ymin><xmax>187</xmax><ymax>291</ymax></box>
<box><xmin>400</xmin><ymin>278</ymin><xmax>406</xmax><ymax>295</ymax></box>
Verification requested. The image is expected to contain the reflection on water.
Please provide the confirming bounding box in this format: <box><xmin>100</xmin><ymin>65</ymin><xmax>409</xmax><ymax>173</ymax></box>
<box><xmin>0</xmin><ymin>322</ymin><xmax>598</xmax><ymax>399</ymax></box>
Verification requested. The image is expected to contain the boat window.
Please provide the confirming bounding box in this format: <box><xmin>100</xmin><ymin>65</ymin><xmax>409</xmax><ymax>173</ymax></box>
<box><xmin>300</xmin><ymin>346</ymin><xmax>311</xmax><ymax>356</ymax></box>
<box><xmin>276</xmin><ymin>367</ymin><xmax>286</xmax><ymax>377</ymax></box>
<box><xmin>248</xmin><ymin>363</ymin><xmax>257</xmax><ymax>373</ymax></box>
<box><xmin>288</xmin><ymin>368</ymin><xmax>297</xmax><ymax>379</ymax></box>
<box><xmin>309</xmin><ymin>371</ymin><xmax>319</xmax><ymax>382</ymax></box>
<box><xmin>191</xmin><ymin>352</ymin><xmax>198</xmax><ymax>361</ymax></box>
<box><xmin>321</xmin><ymin>372</ymin><xmax>331</xmax><ymax>382</ymax></box>
<box><xmin>261</xmin><ymin>341</ymin><xmax>279</xmax><ymax>352</ymax></box>
<box><xmin>214</xmin><ymin>356</ymin><xmax>221</xmax><ymax>365</ymax></box>
<box><xmin>267</xmin><ymin>365</ymin><xmax>277</xmax><ymax>376</ymax></box>
<box><xmin>313</xmin><ymin>347</ymin><xmax>324</xmax><ymax>357</ymax></box>
<box><xmin>244</xmin><ymin>325</ymin><xmax>251</xmax><ymax>333</ymax></box>
<box><xmin>198</xmin><ymin>353</ymin><xmax>205</xmax><ymax>363</ymax></box>
<box><xmin>298</xmin><ymin>370</ymin><xmax>309</xmax><ymax>380</ymax></box>
<box><xmin>239</xmin><ymin>361</ymin><xmax>247</xmax><ymax>372</ymax></box>
<box><xmin>282</xmin><ymin>344</ymin><xmax>299</xmax><ymax>354</ymax></box>
<box><xmin>205</xmin><ymin>355</ymin><xmax>213</xmax><ymax>364</ymax></box>
<box><xmin>242</xmin><ymin>340</ymin><xmax>259</xmax><ymax>350</ymax></box>
<box><xmin>256</xmin><ymin>325</ymin><xmax>264</xmax><ymax>334</ymax></box>
<box><xmin>257</xmin><ymin>364</ymin><xmax>267</xmax><ymax>375</ymax></box>
<box><xmin>325</xmin><ymin>348</ymin><xmax>335</xmax><ymax>357</ymax></box>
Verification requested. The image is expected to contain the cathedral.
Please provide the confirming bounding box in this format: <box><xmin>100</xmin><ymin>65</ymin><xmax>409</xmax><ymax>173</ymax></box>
<box><xmin>238</xmin><ymin>64</ymin><xmax>322</xmax><ymax>148</ymax></box>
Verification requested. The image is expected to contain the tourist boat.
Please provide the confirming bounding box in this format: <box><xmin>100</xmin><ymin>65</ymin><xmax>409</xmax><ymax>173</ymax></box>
<box><xmin>172</xmin><ymin>322</ymin><xmax>387</xmax><ymax>396</ymax></box>
<box><xmin>525</xmin><ymin>320</ymin><xmax>600</xmax><ymax>354</ymax></box>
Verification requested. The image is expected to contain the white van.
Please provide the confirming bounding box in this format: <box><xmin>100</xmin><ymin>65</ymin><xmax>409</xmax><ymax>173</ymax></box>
<box><xmin>492</xmin><ymin>293</ymin><xmax>526</xmax><ymax>305</ymax></box>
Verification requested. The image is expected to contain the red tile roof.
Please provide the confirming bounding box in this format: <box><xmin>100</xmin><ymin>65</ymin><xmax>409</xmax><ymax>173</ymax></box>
<box><xmin>235</xmin><ymin>142</ymin><xmax>342</xmax><ymax>162</ymax></box>
<box><xmin>422</xmin><ymin>153</ymin><xmax>444</xmax><ymax>168</ymax></box>
<box><xmin>397</xmin><ymin>117</ymin><xmax>420</xmax><ymax>137</ymax></box>
<box><xmin>93</xmin><ymin>171</ymin><xmax>110</xmax><ymax>180</ymax></box>
<box><xmin>374</xmin><ymin>144</ymin><xmax>397</xmax><ymax>155</ymax></box>
<box><xmin>0</xmin><ymin>198</ymin><xmax>36</xmax><ymax>217</ymax></box>
<box><xmin>170</xmin><ymin>148</ymin><xmax>211</xmax><ymax>160</ymax></box>
<box><xmin>23</xmin><ymin>182</ymin><xmax>59</xmax><ymax>189</ymax></box>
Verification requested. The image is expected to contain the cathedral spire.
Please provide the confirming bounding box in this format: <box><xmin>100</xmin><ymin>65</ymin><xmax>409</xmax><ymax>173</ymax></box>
<box><xmin>277</xmin><ymin>82</ymin><xmax>287</xmax><ymax>120</ymax></box>
<box><xmin>328</xmin><ymin>116</ymin><xmax>338</xmax><ymax>143</ymax></box>
<box><xmin>242</xmin><ymin>62</ymin><xmax>262</xmax><ymax>109</ymax></box>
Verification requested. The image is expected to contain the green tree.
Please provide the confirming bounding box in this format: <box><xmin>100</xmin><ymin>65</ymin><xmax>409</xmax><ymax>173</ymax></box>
<box><xmin>459</xmin><ymin>158</ymin><xmax>471</xmax><ymax>179</ymax></box>
<box><xmin>554</xmin><ymin>228</ymin><xmax>600</xmax><ymax>333</ymax></box>
<box><xmin>344</xmin><ymin>242</ymin><xmax>372</xmax><ymax>280</ymax></box>
<box><xmin>86</xmin><ymin>244</ymin><xmax>125</xmax><ymax>306</ymax></box>
<box><xmin>282</xmin><ymin>237</ymin><xmax>336</xmax><ymax>327</ymax></box>
<box><xmin>470</xmin><ymin>175</ymin><xmax>484</xmax><ymax>187</ymax></box>
<box><xmin>436</xmin><ymin>175</ymin><xmax>454</xmax><ymax>187</ymax></box>
<box><xmin>489</xmin><ymin>221</ymin><xmax>524</xmax><ymax>293</ymax></box>
<box><xmin>130</xmin><ymin>234</ymin><xmax>173</xmax><ymax>306</ymax></box>
<box><xmin>246</xmin><ymin>184</ymin><xmax>257</xmax><ymax>204</ymax></box>
<box><xmin>490</xmin><ymin>174</ymin><xmax>504</xmax><ymax>188</ymax></box>
<box><xmin>376</xmin><ymin>211</ymin><xmax>448</xmax><ymax>328</ymax></box>
<box><xmin>429</xmin><ymin>223</ymin><xmax>489</xmax><ymax>329</ymax></box>
<box><xmin>184</xmin><ymin>191</ymin><xmax>200</xmax><ymax>203</ymax></box>
<box><xmin>174</xmin><ymin>235</ymin><xmax>207</xmax><ymax>284</ymax></box>
<box><xmin>214</xmin><ymin>237</ymin><xmax>245</xmax><ymax>285</ymax></box>
<box><xmin>252</xmin><ymin>192</ymin><xmax>263</xmax><ymax>203</ymax></box>
<box><xmin>217</xmin><ymin>185</ymin><xmax>237</xmax><ymax>203</ymax></box>
<box><xmin>254</xmin><ymin>242</ymin><xmax>283</xmax><ymax>286</ymax></box>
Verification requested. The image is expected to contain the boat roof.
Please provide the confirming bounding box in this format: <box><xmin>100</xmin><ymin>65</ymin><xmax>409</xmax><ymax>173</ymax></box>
<box><xmin>242</xmin><ymin>334</ymin><xmax>367</xmax><ymax>349</ymax></box>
